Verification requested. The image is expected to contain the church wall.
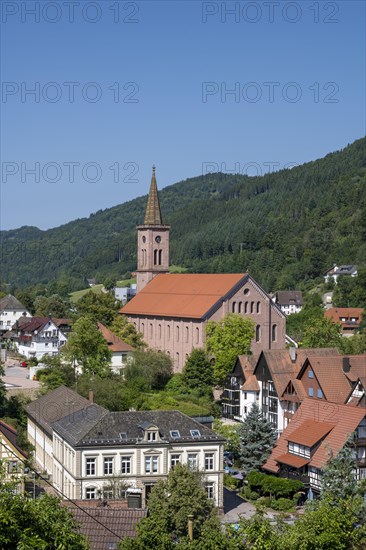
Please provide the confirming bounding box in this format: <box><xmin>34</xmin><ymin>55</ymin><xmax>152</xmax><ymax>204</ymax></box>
<box><xmin>128</xmin><ymin>315</ymin><xmax>205</xmax><ymax>372</ymax></box>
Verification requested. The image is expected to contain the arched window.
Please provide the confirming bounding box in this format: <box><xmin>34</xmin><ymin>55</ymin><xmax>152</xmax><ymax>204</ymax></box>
<box><xmin>158</xmin><ymin>249</ymin><xmax>162</xmax><ymax>265</ymax></box>
<box><xmin>176</xmin><ymin>352</ymin><xmax>180</xmax><ymax>366</ymax></box>
<box><xmin>232</xmin><ymin>302</ymin><xmax>236</xmax><ymax>313</ymax></box>
<box><xmin>141</xmin><ymin>322</ymin><xmax>145</xmax><ymax>335</ymax></box>
<box><xmin>238</xmin><ymin>302</ymin><xmax>242</xmax><ymax>313</ymax></box>
<box><xmin>255</xmin><ymin>325</ymin><xmax>261</xmax><ymax>342</ymax></box>
<box><xmin>149</xmin><ymin>323</ymin><xmax>153</xmax><ymax>338</ymax></box>
<box><xmin>176</xmin><ymin>326</ymin><xmax>180</xmax><ymax>342</ymax></box>
<box><xmin>185</xmin><ymin>326</ymin><xmax>189</xmax><ymax>343</ymax></box>
<box><xmin>195</xmin><ymin>327</ymin><xmax>199</xmax><ymax>344</ymax></box>
<box><xmin>256</xmin><ymin>301</ymin><xmax>261</xmax><ymax>314</ymax></box>
<box><xmin>244</xmin><ymin>302</ymin><xmax>248</xmax><ymax>314</ymax></box>
<box><xmin>272</xmin><ymin>324</ymin><xmax>277</xmax><ymax>342</ymax></box>
<box><xmin>158</xmin><ymin>324</ymin><xmax>162</xmax><ymax>340</ymax></box>
<box><xmin>167</xmin><ymin>325</ymin><xmax>171</xmax><ymax>341</ymax></box>
<box><xmin>153</xmin><ymin>249</ymin><xmax>158</xmax><ymax>265</ymax></box>
<box><xmin>250</xmin><ymin>301</ymin><xmax>255</xmax><ymax>313</ymax></box>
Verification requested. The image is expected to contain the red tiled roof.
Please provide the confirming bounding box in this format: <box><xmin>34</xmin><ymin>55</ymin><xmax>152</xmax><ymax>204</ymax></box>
<box><xmin>263</xmin><ymin>398</ymin><xmax>366</xmax><ymax>473</ymax></box>
<box><xmin>97</xmin><ymin>323</ymin><xmax>134</xmax><ymax>352</ymax></box>
<box><xmin>288</xmin><ymin>420</ymin><xmax>335</xmax><ymax>447</ymax></box>
<box><xmin>325</xmin><ymin>308</ymin><xmax>364</xmax><ymax>329</ymax></box>
<box><xmin>255</xmin><ymin>348</ymin><xmax>339</xmax><ymax>398</ymax></box>
<box><xmin>121</xmin><ymin>273</ymin><xmax>248</xmax><ymax>319</ymax></box>
<box><xmin>276</xmin><ymin>453</ymin><xmax>309</xmax><ymax>468</ymax></box>
<box><xmin>299</xmin><ymin>355</ymin><xmax>366</xmax><ymax>404</ymax></box>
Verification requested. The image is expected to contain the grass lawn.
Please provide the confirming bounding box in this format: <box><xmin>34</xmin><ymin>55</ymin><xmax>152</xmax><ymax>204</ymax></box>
<box><xmin>69</xmin><ymin>284</ymin><xmax>104</xmax><ymax>303</ymax></box>
<box><xmin>116</xmin><ymin>278</ymin><xmax>137</xmax><ymax>287</ymax></box>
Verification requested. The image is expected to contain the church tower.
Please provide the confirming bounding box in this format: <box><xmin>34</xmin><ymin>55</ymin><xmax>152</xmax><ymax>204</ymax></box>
<box><xmin>136</xmin><ymin>166</ymin><xmax>170</xmax><ymax>292</ymax></box>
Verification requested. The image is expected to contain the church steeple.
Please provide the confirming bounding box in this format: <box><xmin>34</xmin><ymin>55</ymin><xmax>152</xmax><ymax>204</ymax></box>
<box><xmin>144</xmin><ymin>165</ymin><xmax>163</xmax><ymax>225</ymax></box>
<box><xmin>136</xmin><ymin>165</ymin><xmax>170</xmax><ymax>293</ymax></box>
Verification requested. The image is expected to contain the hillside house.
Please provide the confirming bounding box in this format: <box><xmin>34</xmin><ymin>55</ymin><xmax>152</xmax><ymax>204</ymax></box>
<box><xmin>0</xmin><ymin>294</ymin><xmax>31</xmax><ymax>337</ymax></box>
<box><xmin>324</xmin><ymin>307</ymin><xmax>364</xmax><ymax>336</ymax></box>
<box><xmin>0</xmin><ymin>419</ymin><xmax>28</xmax><ymax>495</ymax></box>
<box><xmin>14</xmin><ymin>317</ymin><xmax>72</xmax><ymax>359</ymax></box>
<box><xmin>273</xmin><ymin>291</ymin><xmax>303</xmax><ymax>315</ymax></box>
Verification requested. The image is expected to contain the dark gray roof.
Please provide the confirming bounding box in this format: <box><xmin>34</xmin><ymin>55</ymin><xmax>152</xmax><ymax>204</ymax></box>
<box><xmin>0</xmin><ymin>294</ymin><xmax>27</xmax><ymax>311</ymax></box>
<box><xmin>53</xmin><ymin>409</ymin><xmax>225</xmax><ymax>448</ymax></box>
<box><xmin>276</xmin><ymin>291</ymin><xmax>303</xmax><ymax>306</ymax></box>
<box><xmin>52</xmin><ymin>404</ymin><xmax>108</xmax><ymax>446</ymax></box>
<box><xmin>26</xmin><ymin>386</ymin><xmax>92</xmax><ymax>437</ymax></box>
<box><xmin>64</xmin><ymin>504</ymin><xmax>145</xmax><ymax>550</ymax></box>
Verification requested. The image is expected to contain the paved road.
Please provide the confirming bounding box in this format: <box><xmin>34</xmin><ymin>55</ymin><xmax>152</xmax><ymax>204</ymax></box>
<box><xmin>2</xmin><ymin>362</ymin><xmax>40</xmax><ymax>390</ymax></box>
<box><xmin>222</xmin><ymin>488</ymin><xmax>256</xmax><ymax>523</ymax></box>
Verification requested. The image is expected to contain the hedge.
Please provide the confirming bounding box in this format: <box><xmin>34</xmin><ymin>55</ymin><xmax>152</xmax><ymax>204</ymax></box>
<box><xmin>247</xmin><ymin>471</ymin><xmax>304</xmax><ymax>498</ymax></box>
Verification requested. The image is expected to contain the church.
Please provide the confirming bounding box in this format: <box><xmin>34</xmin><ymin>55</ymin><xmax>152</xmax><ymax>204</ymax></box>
<box><xmin>121</xmin><ymin>167</ymin><xmax>286</xmax><ymax>372</ymax></box>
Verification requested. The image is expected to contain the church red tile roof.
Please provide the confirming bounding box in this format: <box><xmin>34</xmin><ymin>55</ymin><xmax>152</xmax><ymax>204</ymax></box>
<box><xmin>121</xmin><ymin>273</ymin><xmax>248</xmax><ymax>319</ymax></box>
<box><xmin>263</xmin><ymin>398</ymin><xmax>366</xmax><ymax>473</ymax></box>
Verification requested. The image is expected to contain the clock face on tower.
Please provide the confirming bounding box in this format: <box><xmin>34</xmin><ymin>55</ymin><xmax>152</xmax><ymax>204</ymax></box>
<box><xmin>155</xmin><ymin>236</ymin><xmax>161</xmax><ymax>243</ymax></box>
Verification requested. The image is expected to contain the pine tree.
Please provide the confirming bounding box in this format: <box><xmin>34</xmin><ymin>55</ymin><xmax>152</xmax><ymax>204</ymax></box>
<box><xmin>237</xmin><ymin>403</ymin><xmax>276</xmax><ymax>474</ymax></box>
<box><xmin>321</xmin><ymin>438</ymin><xmax>361</xmax><ymax>503</ymax></box>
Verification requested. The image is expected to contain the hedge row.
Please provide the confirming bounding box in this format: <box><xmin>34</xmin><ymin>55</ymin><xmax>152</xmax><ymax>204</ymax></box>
<box><xmin>247</xmin><ymin>471</ymin><xmax>304</xmax><ymax>498</ymax></box>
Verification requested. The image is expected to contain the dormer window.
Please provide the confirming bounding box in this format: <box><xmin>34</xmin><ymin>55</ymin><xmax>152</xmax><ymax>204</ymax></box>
<box><xmin>119</xmin><ymin>432</ymin><xmax>127</xmax><ymax>440</ymax></box>
<box><xmin>147</xmin><ymin>431</ymin><xmax>157</xmax><ymax>442</ymax></box>
<box><xmin>190</xmin><ymin>429</ymin><xmax>201</xmax><ymax>438</ymax></box>
<box><xmin>170</xmin><ymin>430</ymin><xmax>180</xmax><ymax>439</ymax></box>
<box><xmin>288</xmin><ymin>441</ymin><xmax>310</xmax><ymax>459</ymax></box>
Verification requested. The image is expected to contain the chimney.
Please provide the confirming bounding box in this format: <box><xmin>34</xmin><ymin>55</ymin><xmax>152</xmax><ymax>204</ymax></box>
<box><xmin>88</xmin><ymin>389</ymin><xmax>94</xmax><ymax>403</ymax></box>
<box><xmin>289</xmin><ymin>347</ymin><xmax>297</xmax><ymax>362</ymax></box>
<box><xmin>342</xmin><ymin>357</ymin><xmax>350</xmax><ymax>373</ymax></box>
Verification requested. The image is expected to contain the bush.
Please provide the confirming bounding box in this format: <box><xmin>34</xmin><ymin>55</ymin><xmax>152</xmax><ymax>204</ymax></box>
<box><xmin>270</xmin><ymin>498</ymin><xmax>294</xmax><ymax>512</ymax></box>
<box><xmin>247</xmin><ymin>471</ymin><xmax>266</xmax><ymax>493</ymax></box>
<box><xmin>224</xmin><ymin>474</ymin><xmax>240</xmax><ymax>490</ymax></box>
<box><xmin>257</xmin><ymin>496</ymin><xmax>272</xmax><ymax>507</ymax></box>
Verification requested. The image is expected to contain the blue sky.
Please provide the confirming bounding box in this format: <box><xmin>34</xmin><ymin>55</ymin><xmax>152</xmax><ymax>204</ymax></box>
<box><xmin>1</xmin><ymin>0</ymin><xmax>365</xmax><ymax>230</ymax></box>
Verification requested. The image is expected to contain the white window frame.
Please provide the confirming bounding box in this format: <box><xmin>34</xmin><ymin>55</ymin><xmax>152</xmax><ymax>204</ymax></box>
<box><xmin>145</xmin><ymin>455</ymin><xmax>158</xmax><ymax>474</ymax></box>
<box><xmin>86</xmin><ymin>457</ymin><xmax>96</xmax><ymax>476</ymax></box>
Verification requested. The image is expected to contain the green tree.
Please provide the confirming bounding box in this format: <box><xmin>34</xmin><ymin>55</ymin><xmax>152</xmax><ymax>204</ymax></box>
<box><xmin>182</xmin><ymin>349</ymin><xmax>213</xmax><ymax>395</ymax></box>
<box><xmin>119</xmin><ymin>463</ymin><xmax>217</xmax><ymax>549</ymax></box>
<box><xmin>75</xmin><ymin>291</ymin><xmax>121</xmax><ymax>325</ymax></box>
<box><xmin>0</xmin><ymin>362</ymin><xmax>7</xmax><ymax>417</ymax></box>
<box><xmin>238</xmin><ymin>403</ymin><xmax>276</xmax><ymax>474</ymax></box>
<box><xmin>62</xmin><ymin>316</ymin><xmax>112</xmax><ymax>377</ymax></box>
<box><xmin>109</xmin><ymin>314</ymin><xmax>145</xmax><ymax>349</ymax></box>
<box><xmin>34</xmin><ymin>293</ymin><xmax>71</xmax><ymax>318</ymax></box>
<box><xmin>321</xmin><ymin>439</ymin><xmax>361</xmax><ymax>503</ymax></box>
<box><xmin>36</xmin><ymin>355</ymin><xmax>76</xmax><ymax>391</ymax></box>
<box><xmin>125</xmin><ymin>349</ymin><xmax>173</xmax><ymax>390</ymax></box>
<box><xmin>301</xmin><ymin>317</ymin><xmax>342</xmax><ymax>348</ymax></box>
<box><xmin>0</xmin><ymin>475</ymin><xmax>89</xmax><ymax>549</ymax></box>
<box><xmin>206</xmin><ymin>314</ymin><xmax>255</xmax><ymax>383</ymax></box>
<box><xmin>213</xmin><ymin>419</ymin><xmax>240</xmax><ymax>457</ymax></box>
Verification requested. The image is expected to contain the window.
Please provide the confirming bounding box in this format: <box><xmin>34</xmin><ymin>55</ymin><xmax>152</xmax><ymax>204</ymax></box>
<box><xmin>154</xmin><ymin>249</ymin><xmax>158</xmax><ymax>265</ymax></box>
<box><xmin>238</xmin><ymin>302</ymin><xmax>242</xmax><ymax>313</ymax></box>
<box><xmin>119</xmin><ymin>432</ymin><xmax>127</xmax><ymax>440</ymax></box>
<box><xmin>167</xmin><ymin>325</ymin><xmax>171</xmax><ymax>341</ymax></box>
<box><xmin>308</xmin><ymin>370</ymin><xmax>314</xmax><ymax>378</ymax></box>
<box><xmin>255</xmin><ymin>325</ymin><xmax>261</xmax><ymax>342</ymax></box>
<box><xmin>317</xmin><ymin>389</ymin><xmax>323</xmax><ymax>398</ymax></box>
<box><xmin>85</xmin><ymin>487</ymin><xmax>96</xmax><ymax>499</ymax></box>
<box><xmin>158</xmin><ymin>249</ymin><xmax>162</xmax><ymax>265</ymax></box>
<box><xmin>86</xmin><ymin>457</ymin><xmax>96</xmax><ymax>476</ymax></box>
<box><xmin>205</xmin><ymin>483</ymin><xmax>214</xmax><ymax>500</ymax></box>
<box><xmin>149</xmin><ymin>323</ymin><xmax>153</xmax><ymax>338</ymax></box>
<box><xmin>204</xmin><ymin>453</ymin><xmax>214</xmax><ymax>471</ymax></box>
<box><xmin>289</xmin><ymin>441</ymin><xmax>311</xmax><ymax>458</ymax></box>
<box><xmin>232</xmin><ymin>302</ymin><xmax>236</xmax><ymax>313</ymax></box>
<box><xmin>188</xmin><ymin>453</ymin><xmax>198</xmax><ymax>470</ymax></box>
<box><xmin>170</xmin><ymin>430</ymin><xmax>180</xmax><ymax>439</ymax></box>
<box><xmin>176</xmin><ymin>326</ymin><xmax>179</xmax><ymax>342</ymax></box>
<box><xmin>244</xmin><ymin>288</ymin><xmax>250</xmax><ymax>295</ymax></box>
<box><xmin>121</xmin><ymin>456</ymin><xmax>131</xmax><ymax>474</ymax></box>
<box><xmin>244</xmin><ymin>302</ymin><xmax>248</xmax><ymax>313</ymax></box>
<box><xmin>147</xmin><ymin>431</ymin><xmax>157</xmax><ymax>442</ymax></box>
<box><xmin>103</xmin><ymin>488</ymin><xmax>114</xmax><ymax>500</ymax></box>
<box><xmin>104</xmin><ymin>457</ymin><xmax>113</xmax><ymax>475</ymax></box>
<box><xmin>185</xmin><ymin>326</ymin><xmax>189</xmax><ymax>343</ymax></box>
<box><xmin>190</xmin><ymin>429</ymin><xmax>201</xmax><ymax>438</ymax></box>
<box><xmin>195</xmin><ymin>327</ymin><xmax>199</xmax><ymax>344</ymax></box>
<box><xmin>8</xmin><ymin>460</ymin><xmax>21</xmax><ymax>474</ymax></box>
<box><xmin>256</xmin><ymin>301</ymin><xmax>261</xmax><ymax>314</ymax></box>
<box><xmin>250</xmin><ymin>301</ymin><xmax>254</xmax><ymax>313</ymax></box>
<box><xmin>244</xmin><ymin>392</ymin><xmax>247</xmax><ymax>400</ymax></box>
<box><xmin>145</xmin><ymin>456</ymin><xmax>158</xmax><ymax>474</ymax></box>
<box><xmin>272</xmin><ymin>324</ymin><xmax>277</xmax><ymax>342</ymax></box>
<box><xmin>170</xmin><ymin>454</ymin><xmax>180</xmax><ymax>468</ymax></box>
<box><xmin>158</xmin><ymin>324</ymin><xmax>161</xmax><ymax>339</ymax></box>
<box><xmin>308</xmin><ymin>388</ymin><xmax>314</xmax><ymax>397</ymax></box>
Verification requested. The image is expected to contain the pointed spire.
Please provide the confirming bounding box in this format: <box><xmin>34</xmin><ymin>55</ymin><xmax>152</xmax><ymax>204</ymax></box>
<box><xmin>144</xmin><ymin>165</ymin><xmax>163</xmax><ymax>225</ymax></box>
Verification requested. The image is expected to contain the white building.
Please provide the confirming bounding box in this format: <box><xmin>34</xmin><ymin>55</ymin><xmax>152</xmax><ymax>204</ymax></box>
<box><xmin>26</xmin><ymin>386</ymin><xmax>91</xmax><ymax>474</ymax></box>
<box><xmin>15</xmin><ymin>317</ymin><xmax>71</xmax><ymax>360</ymax></box>
<box><xmin>0</xmin><ymin>294</ymin><xmax>31</xmax><ymax>335</ymax></box>
<box><xmin>324</xmin><ymin>264</ymin><xmax>358</xmax><ymax>284</ymax></box>
<box><xmin>52</xmin><ymin>407</ymin><xmax>225</xmax><ymax>509</ymax></box>
<box><xmin>273</xmin><ymin>291</ymin><xmax>303</xmax><ymax>316</ymax></box>
<box><xmin>97</xmin><ymin>322</ymin><xmax>134</xmax><ymax>373</ymax></box>
<box><xmin>115</xmin><ymin>284</ymin><xmax>137</xmax><ymax>305</ymax></box>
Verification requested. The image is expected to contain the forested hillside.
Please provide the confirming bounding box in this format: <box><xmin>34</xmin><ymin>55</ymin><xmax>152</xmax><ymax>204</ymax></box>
<box><xmin>1</xmin><ymin>137</ymin><xmax>365</xmax><ymax>292</ymax></box>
